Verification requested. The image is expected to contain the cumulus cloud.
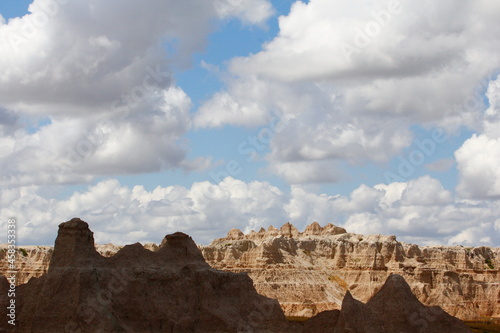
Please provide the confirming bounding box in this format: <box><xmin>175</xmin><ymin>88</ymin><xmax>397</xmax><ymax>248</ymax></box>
<box><xmin>455</xmin><ymin>76</ymin><xmax>500</xmax><ymax>199</ymax></box>
<box><xmin>196</xmin><ymin>0</ymin><xmax>500</xmax><ymax>183</ymax></box>
<box><xmin>0</xmin><ymin>0</ymin><xmax>274</xmax><ymax>187</ymax></box>
<box><xmin>455</xmin><ymin>135</ymin><xmax>500</xmax><ymax>199</ymax></box>
<box><xmin>0</xmin><ymin>177</ymin><xmax>288</xmax><ymax>245</ymax></box>
<box><xmin>2</xmin><ymin>176</ymin><xmax>498</xmax><ymax>247</ymax></box>
<box><xmin>0</xmin><ymin>87</ymin><xmax>204</xmax><ymax>186</ymax></box>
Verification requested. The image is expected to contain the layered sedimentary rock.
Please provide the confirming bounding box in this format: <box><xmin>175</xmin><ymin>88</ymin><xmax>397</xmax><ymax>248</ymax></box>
<box><xmin>303</xmin><ymin>274</ymin><xmax>472</xmax><ymax>333</ymax></box>
<box><xmin>201</xmin><ymin>222</ymin><xmax>500</xmax><ymax>320</ymax></box>
<box><xmin>1</xmin><ymin>221</ymin><xmax>499</xmax><ymax>321</ymax></box>
<box><xmin>0</xmin><ymin>218</ymin><xmax>295</xmax><ymax>332</ymax></box>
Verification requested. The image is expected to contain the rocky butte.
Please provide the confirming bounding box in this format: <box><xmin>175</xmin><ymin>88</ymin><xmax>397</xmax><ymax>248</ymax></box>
<box><xmin>0</xmin><ymin>218</ymin><xmax>472</xmax><ymax>332</ymax></box>
<box><xmin>0</xmin><ymin>218</ymin><xmax>295</xmax><ymax>332</ymax></box>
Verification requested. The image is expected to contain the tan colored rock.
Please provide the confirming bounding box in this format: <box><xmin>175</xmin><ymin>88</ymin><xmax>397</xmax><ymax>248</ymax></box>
<box><xmin>201</xmin><ymin>222</ymin><xmax>500</xmax><ymax>320</ymax></box>
<box><xmin>280</xmin><ymin>222</ymin><xmax>300</xmax><ymax>238</ymax></box>
<box><xmin>304</xmin><ymin>222</ymin><xmax>323</xmax><ymax>236</ymax></box>
<box><xmin>1</xmin><ymin>221</ymin><xmax>499</xmax><ymax>322</ymax></box>
<box><xmin>226</xmin><ymin>228</ymin><xmax>245</xmax><ymax>240</ymax></box>
<box><xmin>304</xmin><ymin>274</ymin><xmax>472</xmax><ymax>332</ymax></box>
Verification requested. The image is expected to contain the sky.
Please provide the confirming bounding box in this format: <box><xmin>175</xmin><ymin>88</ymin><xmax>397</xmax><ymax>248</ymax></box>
<box><xmin>0</xmin><ymin>0</ymin><xmax>499</xmax><ymax>247</ymax></box>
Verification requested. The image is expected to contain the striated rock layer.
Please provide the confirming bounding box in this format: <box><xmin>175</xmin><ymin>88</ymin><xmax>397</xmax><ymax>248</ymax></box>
<box><xmin>201</xmin><ymin>222</ymin><xmax>500</xmax><ymax>320</ymax></box>
<box><xmin>0</xmin><ymin>218</ymin><xmax>295</xmax><ymax>332</ymax></box>
<box><xmin>1</xmin><ymin>221</ymin><xmax>499</xmax><ymax>321</ymax></box>
<box><xmin>303</xmin><ymin>274</ymin><xmax>472</xmax><ymax>333</ymax></box>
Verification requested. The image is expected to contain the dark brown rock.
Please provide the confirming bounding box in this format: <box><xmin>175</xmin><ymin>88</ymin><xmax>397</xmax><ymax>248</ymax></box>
<box><xmin>0</xmin><ymin>219</ymin><xmax>296</xmax><ymax>332</ymax></box>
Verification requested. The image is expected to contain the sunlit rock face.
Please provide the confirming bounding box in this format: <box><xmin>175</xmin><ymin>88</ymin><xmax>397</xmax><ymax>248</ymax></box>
<box><xmin>201</xmin><ymin>222</ymin><xmax>500</xmax><ymax>320</ymax></box>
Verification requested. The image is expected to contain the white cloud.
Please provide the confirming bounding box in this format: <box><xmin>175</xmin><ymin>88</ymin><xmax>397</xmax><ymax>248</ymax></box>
<box><xmin>0</xmin><ymin>87</ymin><xmax>202</xmax><ymax>187</ymax></box>
<box><xmin>214</xmin><ymin>0</ymin><xmax>274</xmax><ymax>25</ymax></box>
<box><xmin>455</xmin><ymin>135</ymin><xmax>500</xmax><ymax>199</ymax></box>
<box><xmin>268</xmin><ymin>160</ymin><xmax>343</xmax><ymax>184</ymax></box>
<box><xmin>0</xmin><ymin>177</ymin><xmax>288</xmax><ymax>245</ymax></box>
<box><xmin>1</xmin><ymin>176</ymin><xmax>498</xmax><ymax>247</ymax></box>
<box><xmin>197</xmin><ymin>0</ymin><xmax>500</xmax><ymax>183</ymax></box>
<box><xmin>455</xmin><ymin>76</ymin><xmax>500</xmax><ymax>199</ymax></box>
<box><xmin>425</xmin><ymin>158</ymin><xmax>455</xmax><ymax>172</ymax></box>
<box><xmin>0</xmin><ymin>0</ymin><xmax>271</xmax><ymax>187</ymax></box>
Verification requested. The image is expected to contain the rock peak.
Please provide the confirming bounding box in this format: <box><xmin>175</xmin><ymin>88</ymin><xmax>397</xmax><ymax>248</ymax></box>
<box><xmin>159</xmin><ymin>232</ymin><xmax>206</xmax><ymax>263</ymax></box>
<box><xmin>280</xmin><ymin>222</ymin><xmax>299</xmax><ymax>238</ymax></box>
<box><xmin>305</xmin><ymin>274</ymin><xmax>472</xmax><ymax>333</ymax></box>
<box><xmin>226</xmin><ymin>228</ymin><xmax>244</xmax><ymax>240</ymax></box>
<box><xmin>304</xmin><ymin>221</ymin><xmax>324</xmax><ymax>235</ymax></box>
<box><xmin>49</xmin><ymin>217</ymin><xmax>100</xmax><ymax>270</ymax></box>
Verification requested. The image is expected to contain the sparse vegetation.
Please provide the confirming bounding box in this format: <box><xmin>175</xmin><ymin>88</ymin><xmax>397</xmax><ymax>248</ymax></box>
<box><xmin>485</xmin><ymin>259</ymin><xmax>495</xmax><ymax>270</ymax></box>
<box><xmin>302</xmin><ymin>249</ymin><xmax>311</xmax><ymax>256</ymax></box>
<box><xmin>358</xmin><ymin>237</ymin><xmax>363</xmax><ymax>242</ymax></box>
<box><xmin>19</xmin><ymin>248</ymin><xmax>28</xmax><ymax>257</ymax></box>
<box><xmin>224</xmin><ymin>243</ymin><xmax>232</xmax><ymax>247</ymax></box>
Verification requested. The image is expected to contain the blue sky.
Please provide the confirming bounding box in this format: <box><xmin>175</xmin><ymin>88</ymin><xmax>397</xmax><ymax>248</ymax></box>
<box><xmin>1</xmin><ymin>0</ymin><xmax>499</xmax><ymax>247</ymax></box>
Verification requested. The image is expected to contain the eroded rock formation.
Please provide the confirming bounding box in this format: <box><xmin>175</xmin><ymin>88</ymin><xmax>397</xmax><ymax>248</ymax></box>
<box><xmin>303</xmin><ymin>274</ymin><xmax>472</xmax><ymax>333</ymax></box>
<box><xmin>0</xmin><ymin>218</ymin><xmax>295</xmax><ymax>332</ymax></box>
<box><xmin>201</xmin><ymin>222</ymin><xmax>500</xmax><ymax>320</ymax></box>
<box><xmin>1</xmin><ymin>221</ymin><xmax>499</xmax><ymax>322</ymax></box>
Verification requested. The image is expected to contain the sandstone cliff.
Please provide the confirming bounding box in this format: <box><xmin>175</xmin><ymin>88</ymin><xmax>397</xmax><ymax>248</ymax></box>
<box><xmin>0</xmin><ymin>218</ymin><xmax>295</xmax><ymax>332</ymax></box>
<box><xmin>303</xmin><ymin>274</ymin><xmax>472</xmax><ymax>332</ymax></box>
<box><xmin>1</xmin><ymin>221</ymin><xmax>498</xmax><ymax>321</ymax></box>
<box><xmin>201</xmin><ymin>222</ymin><xmax>500</xmax><ymax>320</ymax></box>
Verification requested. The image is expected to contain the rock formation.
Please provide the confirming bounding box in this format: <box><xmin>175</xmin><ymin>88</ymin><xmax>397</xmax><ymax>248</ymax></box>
<box><xmin>303</xmin><ymin>274</ymin><xmax>472</xmax><ymax>332</ymax></box>
<box><xmin>201</xmin><ymin>222</ymin><xmax>500</xmax><ymax>320</ymax></box>
<box><xmin>0</xmin><ymin>218</ymin><xmax>295</xmax><ymax>332</ymax></box>
<box><xmin>1</xmin><ymin>221</ymin><xmax>499</xmax><ymax>322</ymax></box>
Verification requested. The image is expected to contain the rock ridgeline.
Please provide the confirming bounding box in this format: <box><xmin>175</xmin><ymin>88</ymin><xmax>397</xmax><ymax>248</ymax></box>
<box><xmin>0</xmin><ymin>218</ymin><xmax>471</xmax><ymax>333</ymax></box>
<box><xmin>1</xmin><ymin>221</ymin><xmax>498</xmax><ymax>322</ymax></box>
<box><xmin>201</xmin><ymin>222</ymin><xmax>500</xmax><ymax>320</ymax></box>
<box><xmin>0</xmin><ymin>218</ymin><xmax>294</xmax><ymax>332</ymax></box>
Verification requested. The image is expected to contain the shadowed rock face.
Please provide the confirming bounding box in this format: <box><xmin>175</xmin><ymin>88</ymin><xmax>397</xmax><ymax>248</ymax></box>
<box><xmin>0</xmin><ymin>218</ymin><xmax>295</xmax><ymax>333</ymax></box>
<box><xmin>304</xmin><ymin>274</ymin><xmax>472</xmax><ymax>333</ymax></box>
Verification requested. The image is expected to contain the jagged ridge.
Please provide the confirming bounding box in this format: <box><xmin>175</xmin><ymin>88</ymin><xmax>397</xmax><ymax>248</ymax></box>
<box><xmin>201</xmin><ymin>222</ymin><xmax>500</xmax><ymax>320</ymax></box>
<box><xmin>0</xmin><ymin>218</ymin><xmax>294</xmax><ymax>332</ymax></box>
<box><xmin>1</xmin><ymin>221</ymin><xmax>498</xmax><ymax>321</ymax></box>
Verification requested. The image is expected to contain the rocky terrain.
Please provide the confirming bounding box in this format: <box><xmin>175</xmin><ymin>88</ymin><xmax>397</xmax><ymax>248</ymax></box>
<box><xmin>303</xmin><ymin>274</ymin><xmax>471</xmax><ymax>333</ymax></box>
<box><xmin>202</xmin><ymin>222</ymin><xmax>500</xmax><ymax>320</ymax></box>
<box><xmin>0</xmin><ymin>218</ymin><xmax>295</xmax><ymax>332</ymax></box>
<box><xmin>1</xmin><ymin>221</ymin><xmax>498</xmax><ymax>322</ymax></box>
<box><xmin>0</xmin><ymin>218</ymin><xmax>472</xmax><ymax>332</ymax></box>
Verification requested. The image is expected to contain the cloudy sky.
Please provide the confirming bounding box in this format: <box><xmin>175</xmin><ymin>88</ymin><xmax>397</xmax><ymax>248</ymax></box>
<box><xmin>1</xmin><ymin>0</ymin><xmax>499</xmax><ymax>247</ymax></box>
